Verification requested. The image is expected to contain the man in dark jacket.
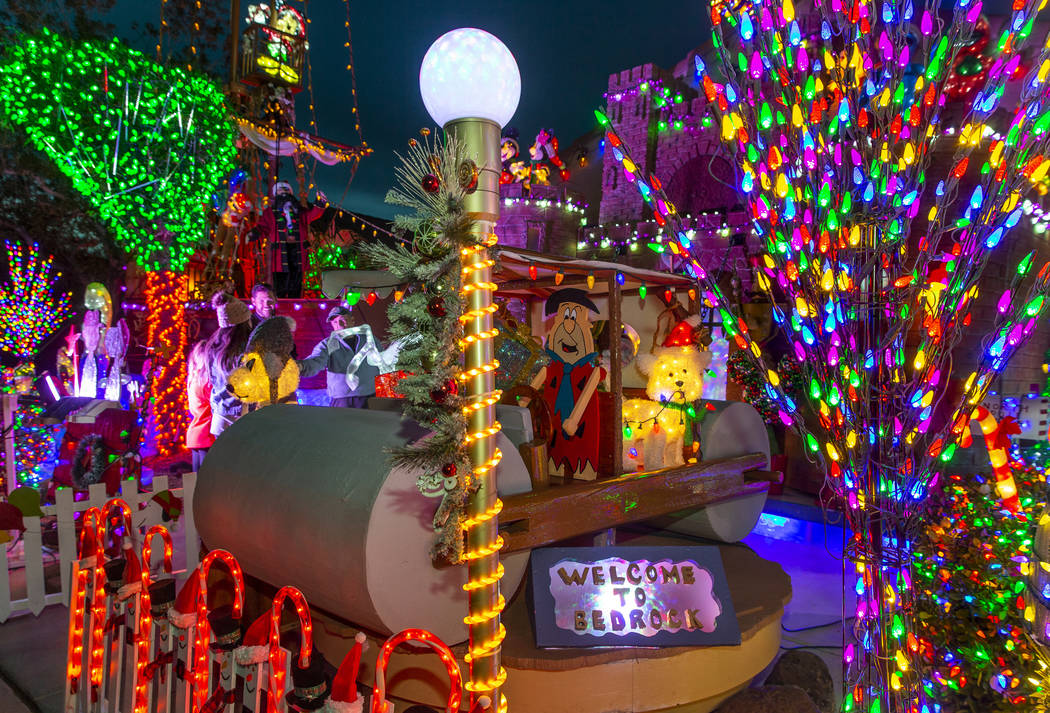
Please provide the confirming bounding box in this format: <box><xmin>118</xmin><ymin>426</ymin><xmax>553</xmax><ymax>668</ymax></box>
<box><xmin>297</xmin><ymin>305</ymin><xmax>379</xmax><ymax>408</ymax></box>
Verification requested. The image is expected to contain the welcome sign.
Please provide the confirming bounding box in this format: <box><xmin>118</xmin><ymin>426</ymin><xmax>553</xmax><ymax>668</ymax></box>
<box><xmin>530</xmin><ymin>546</ymin><xmax>740</xmax><ymax>647</ymax></box>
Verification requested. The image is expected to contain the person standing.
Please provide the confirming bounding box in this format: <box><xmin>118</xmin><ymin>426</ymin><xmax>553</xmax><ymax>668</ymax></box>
<box><xmin>185</xmin><ymin>340</ymin><xmax>214</xmax><ymax>471</ymax></box>
<box><xmin>249</xmin><ymin>282</ymin><xmax>297</xmax><ymax>358</ymax></box>
<box><xmin>297</xmin><ymin>305</ymin><xmax>379</xmax><ymax>408</ymax></box>
<box><xmin>204</xmin><ymin>292</ymin><xmax>253</xmax><ymax>436</ymax></box>
<box><xmin>249</xmin><ymin>282</ymin><xmax>277</xmax><ymax>328</ymax></box>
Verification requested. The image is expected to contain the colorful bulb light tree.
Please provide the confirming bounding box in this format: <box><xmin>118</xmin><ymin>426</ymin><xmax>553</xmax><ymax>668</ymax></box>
<box><xmin>599</xmin><ymin>0</ymin><xmax>1050</xmax><ymax>709</ymax></box>
<box><xmin>0</xmin><ymin>240</ymin><xmax>72</xmax><ymax>361</ymax></box>
<box><xmin>0</xmin><ymin>29</ymin><xmax>236</xmax><ymax>455</ymax></box>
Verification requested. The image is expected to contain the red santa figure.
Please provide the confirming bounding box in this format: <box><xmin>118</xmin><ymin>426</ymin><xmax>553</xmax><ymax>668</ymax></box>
<box><xmin>252</xmin><ymin>182</ymin><xmax>328</xmax><ymax>298</ymax></box>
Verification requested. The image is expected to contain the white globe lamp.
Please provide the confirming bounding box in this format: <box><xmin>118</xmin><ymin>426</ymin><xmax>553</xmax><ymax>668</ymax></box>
<box><xmin>419</xmin><ymin>28</ymin><xmax>520</xmax><ymax>128</ymax></box>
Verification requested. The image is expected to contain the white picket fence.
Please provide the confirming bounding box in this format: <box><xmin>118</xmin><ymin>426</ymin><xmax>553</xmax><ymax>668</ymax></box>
<box><xmin>63</xmin><ymin>542</ymin><xmax>314</xmax><ymax>713</ymax></box>
<box><xmin>0</xmin><ymin>473</ymin><xmax>198</xmax><ymax>622</ymax></box>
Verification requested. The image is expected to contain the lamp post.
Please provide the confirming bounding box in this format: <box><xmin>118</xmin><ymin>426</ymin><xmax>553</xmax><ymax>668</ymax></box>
<box><xmin>420</xmin><ymin>28</ymin><xmax>520</xmax><ymax>712</ymax></box>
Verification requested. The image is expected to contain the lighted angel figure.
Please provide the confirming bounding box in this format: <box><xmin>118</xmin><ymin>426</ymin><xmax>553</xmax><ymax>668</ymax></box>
<box><xmin>78</xmin><ymin>310</ymin><xmax>103</xmax><ymax>398</ymax></box>
<box><xmin>102</xmin><ymin>319</ymin><xmax>132</xmax><ymax>403</ymax></box>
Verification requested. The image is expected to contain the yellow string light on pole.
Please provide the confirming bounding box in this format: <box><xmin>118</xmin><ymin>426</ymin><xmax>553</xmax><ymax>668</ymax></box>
<box><xmin>420</xmin><ymin>27</ymin><xmax>521</xmax><ymax>712</ymax></box>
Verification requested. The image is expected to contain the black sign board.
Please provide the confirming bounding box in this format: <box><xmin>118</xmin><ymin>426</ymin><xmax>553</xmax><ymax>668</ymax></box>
<box><xmin>530</xmin><ymin>546</ymin><xmax>740</xmax><ymax>648</ymax></box>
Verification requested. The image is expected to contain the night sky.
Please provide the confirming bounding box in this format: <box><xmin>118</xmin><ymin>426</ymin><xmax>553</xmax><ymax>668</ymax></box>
<box><xmin>284</xmin><ymin>1</ymin><xmax>713</xmax><ymax>218</ymax></box>
<box><xmin>113</xmin><ymin>1</ymin><xmax>711</xmax><ymax>219</ymax></box>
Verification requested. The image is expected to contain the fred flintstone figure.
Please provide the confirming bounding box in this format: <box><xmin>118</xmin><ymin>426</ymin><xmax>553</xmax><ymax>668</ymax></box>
<box><xmin>527</xmin><ymin>288</ymin><xmax>606</xmax><ymax>480</ymax></box>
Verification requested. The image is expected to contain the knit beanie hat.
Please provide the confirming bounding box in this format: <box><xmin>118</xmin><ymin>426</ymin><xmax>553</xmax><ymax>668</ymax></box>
<box><xmin>213</xmin><ymin>292</ymin><xmax>251</xmax><ymax>328</ymax></box>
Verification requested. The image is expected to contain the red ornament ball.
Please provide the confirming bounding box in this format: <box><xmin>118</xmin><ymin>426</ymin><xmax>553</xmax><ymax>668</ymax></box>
<box><xmin>430</xmin><ymin>379</ymin><xmax>457</xmax><ymax>404</ymax></box>
<box><xmin>427</xmin><ymin>297</ymin><xmax>447</xmax><ymax>318</ymax></box>
<box><xmin>422</xmin><ymin>174</ymin><xmax>440</xmax><ymax>193</ymax></box>
<box><xmin>442</xmin><ymin>463</ymin><xmax>457</xmax><ymax>478</ymax></box>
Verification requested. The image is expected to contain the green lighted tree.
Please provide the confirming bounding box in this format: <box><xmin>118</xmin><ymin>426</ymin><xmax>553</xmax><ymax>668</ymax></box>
<box><xmin>0</xmin><ymin>29</ymin><xmax>237</xmax><ymax>455</ymax></box>
<box><xmin>0</xmin><ymin>29</ymin><xmax>236</xmax><ymax>271</ymax></box>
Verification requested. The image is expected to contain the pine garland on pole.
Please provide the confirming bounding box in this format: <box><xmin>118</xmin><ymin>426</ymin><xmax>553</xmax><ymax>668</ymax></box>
<box><xmin>359</xmin><ymin>132</ymin><xmax>477</xmax><ymax>561</ymax></box>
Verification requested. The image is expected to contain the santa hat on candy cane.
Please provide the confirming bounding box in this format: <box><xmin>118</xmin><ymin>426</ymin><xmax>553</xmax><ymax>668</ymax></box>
<box><xmin>168</xmin><ymin>569</ymin><xmax>200</xmax><ymax>629</ymax></box>
<box><xmin>324</xmin><ymin>633</ymin><xmax>367</xmax><ymax>713</ymax></box>
<box><xmin>116</xmin><ymin>538</ymin><xmax>142</xmax><ymax>600</ymax></box>
<box><xmin>234</xmin><ymin>611</ymin><xmax>272</xmax><ymax>666</ymax></box>
<box><xmin>78</xmin><ymin>515</ymin><xmax>100</xmax><ymax>567</ymax></box>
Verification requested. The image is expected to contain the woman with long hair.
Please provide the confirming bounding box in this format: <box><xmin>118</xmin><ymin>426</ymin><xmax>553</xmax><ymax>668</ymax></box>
<box><xmin>186</xmin><ymin>339</ymin><xmax>214</xmax><ymax>471</ymax></box>
<box><xmin>204</xmin><ymin>292</ymin><xmax>252</xmax><ymax>437</ymax></box>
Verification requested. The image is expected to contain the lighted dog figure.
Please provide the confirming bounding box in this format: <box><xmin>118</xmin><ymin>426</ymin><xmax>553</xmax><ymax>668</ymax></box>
<box><xmin>622</xmin><ymin>320</ymin><xmax>712</xmax><ymax>471</ymax></box>
<box><xmin>509</xmin><ymin>159</ymin><xmax>531</xmax><ymax>186</ymax></box>
<box><xmin>228</xmin><ymin>316</ymin><xmax>300</xmax><ymax>406</ymax></box>
<box><xmin>531</xmin><ymin>163</ymin><xmax>551</xmax><ymax>186</ymax></box>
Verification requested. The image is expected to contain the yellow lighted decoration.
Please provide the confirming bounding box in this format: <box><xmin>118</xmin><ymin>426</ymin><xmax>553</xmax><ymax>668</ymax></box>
<box><xmin>459</xmin><ymin>232</ymin><xmax>508</xmax><ymax>708</ymax></box>
<box><xmin>234</xmin><ymin>118</ymin><xmax>371</xmax><ymax>164</ymax></box>
<box><xmin>227</xmin><ymin>351</ymin><xmax>300</xmax><ymax>406</ymax></box>
<box><xmin>83</xmin><ymin>282</ymin><xmax>113</xmax><ymax>329</ymax></box>
<box><xmin>255</xmin><ymin>54</ymin><xmax>300</xmax><ymax>84</ymax></box>
<box><xmin>622</xmin><ymin>346</ymin><xmax>710</xmax><ymax>470</ymax></box>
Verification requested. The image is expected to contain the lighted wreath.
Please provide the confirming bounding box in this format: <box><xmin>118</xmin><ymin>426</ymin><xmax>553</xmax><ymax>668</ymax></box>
<box><xmin>71</xmin><ymin>435</ymin><xmax>109</xmax><ymax>489</ymax></box>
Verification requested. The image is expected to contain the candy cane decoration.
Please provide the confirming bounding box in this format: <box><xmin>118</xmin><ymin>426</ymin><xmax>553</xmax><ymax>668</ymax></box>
<box><xmin>192</xmin><ymin>550</ymin><xmax>245</xmax><ymax>711</ymax></box>
<box><xmin>371</xmin><ymin>629</ymin><xmax>463</xmax><ymax>713</ymax></box>
<box><xmin>959</xmin><ymin>406</ymin><xmax>1022</xmax><ymax>514</ymax></box>
<box><xmin>78</xmin><ymin>506</ymin><xmax>104</xmax><ymax>566</ymax></box>
<box><xmin>66</xmin><ymin>507</ymin><xmax>104</xmax><ymax>710</ymax></box>
<box><xmin>89</xmin><ymin>499</ymin><xmax>133</xmax><ymax>700</ymax></box>
<box><xmin>132</xmin><ymin>527</ymin><xmax>174</xmax><ymax>713</ymax></box>
<box><xmin>268</xmin><ymin>586</ymin><xmax>313</xmax><ymax>705</ymax></box>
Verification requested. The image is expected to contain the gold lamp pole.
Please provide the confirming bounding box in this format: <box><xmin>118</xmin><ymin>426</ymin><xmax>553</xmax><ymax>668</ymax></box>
<box><xmin>420</xmin><ymin>29</ymin><xmax>521</xmax><ymax>712</ymax></box>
